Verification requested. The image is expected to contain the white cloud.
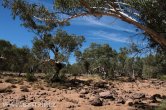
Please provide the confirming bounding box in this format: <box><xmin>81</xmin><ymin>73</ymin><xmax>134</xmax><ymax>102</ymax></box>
<box><xmin>72</xmin><ymin>16</ymin><xmax>137</xmax><ymax>33</ymax></box>
<box><xmin>88</xmin><ymin>30</ymin><xmax>130</xmax><ymax>43</ymax></box>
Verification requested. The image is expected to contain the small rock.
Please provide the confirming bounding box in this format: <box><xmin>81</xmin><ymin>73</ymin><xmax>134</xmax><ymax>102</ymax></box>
<box><xmin>80</xmin><ymin>89</ymin><xmax>89</xmax><ymax>94</ymax></box>
<box><xmin>20</xmin><ymin>86</ymin><xmax>29</xmax><ymax>92</ymax></box>
<box><xmin>79</xmin><ymin>94</ymin><xmax>85</xmax><ymax>98</ymax></box>
<box><xmin>125</xmin><ymin>99</ymin><xmax>134</xmax><ymax>106</ymax></box>
<box><xmin>132</xmin><ymin>93</ymin><xmax>145</xmax><ymax>99</ymax></box>
<box><xmin>11</xmin><ymin>84</ymin><xmax>17</xmax><ymax>88</ymax></box>
<box><xmin>19</xmin><ymin>95</ymin><xmax>26</xmax><ymax>101</ymax></box>
<box><xmin>117</xmin><ymin>97</ymin><xmax>125</xmax><ymax>104</ymax></box>
<box><xmin>92</xmin><ymin>90</ymin><xmax>98</xmax><ymax>94</ymax></box>
<box><xmin>99</xmin><ymin>91</ymin><xmax>115</xmax><ymax>100</ymax></box>
<box><xmin>134</xmin><ymin>99</ymin><xmax>142</xmax><ymax>104</ymax></box>
<box><xmin>150</xmin><ymin>94</ymin><xmax>162</xmax><ymax>103</ymax></box>
<box><xmin>90</xmin><ymin>97</ymin><xmax>103</xmax><ymax>106</ymax></box>
<box><xmin>66</xmin><ymin>105</ymin><xmax>75</xmax><ymax>108</ymax></box>
<box><xmin>27</xmin><ymin>107</ymin><xmax>34</xmax><ymax>110</ymax></box>
<box><xmin>40</xmin><ymin>92</ymin><xmax>47</xmax><ymax>95</ymax></box>
<box><xmin>151</xmin><ymin>94</ymin><xmax>161</xmax><ymax>99</ymax></box>
<box><xmin>29</xmin><ymin>99</ymin><xmax>34</xmax><ymax>102</ymax></box>
<box><xmin>94</xmin><ymin>81</ymin><xmax>108</xmax><ymax>88</ymax></box>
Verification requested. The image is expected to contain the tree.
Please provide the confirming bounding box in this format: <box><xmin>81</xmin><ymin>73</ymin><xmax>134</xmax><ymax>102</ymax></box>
<box><xmin>127</xmin><ymin>0</ymin><xmax>166</xmax><ymax>49</ymax></box>
<box><xmin>32</xmin><ymin>29</ymin><xmax>85</xmax><ymax>81</ymax></box>
<box><xmin>75</xmin><ymin>43</ymin><xmax>117</xmax><ymax>79</ymax></box>
<box><xmin>0</xmin><ymin>40</ymin><xmax>13</xmax><ymax>71</ymax></box>
<box><xmin>2</xmin><ymin>0</ymin><xmax>166</xmax><ymax>49</ymax></box>
<box><xmin>0</xmin><ymin>40</ymin><xmax>33</xmax><ymax>73</ymax></box>
<box><xmin>117</xmin><ymin>47</ymin><xmax>128</xmax><ymax>75</ymax></box>
<box><xmin>12</xmin><ymin>46</ymin><xmax>31</xmax><ymax>75</ymax></box>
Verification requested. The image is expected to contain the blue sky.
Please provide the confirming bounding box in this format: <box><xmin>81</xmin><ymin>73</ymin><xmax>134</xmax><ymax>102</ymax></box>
<box><xmin>0</xmin><ymin>0</ymin><xmax>145</xmax><ymax>64</ymax></box>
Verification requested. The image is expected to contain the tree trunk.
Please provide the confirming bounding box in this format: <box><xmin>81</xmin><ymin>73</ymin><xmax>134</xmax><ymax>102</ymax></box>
<box><xmin>118</xmin><ymin>14</ymin><xmax>166</xmax><ymax>49</ymax></box>
<box><xmin>60</xmin><ymin>12</ymin><xmax>166</xmax><ymax>49</ymax></box>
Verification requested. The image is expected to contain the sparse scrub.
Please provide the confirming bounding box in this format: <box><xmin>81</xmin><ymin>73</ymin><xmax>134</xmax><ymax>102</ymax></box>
<box><xmin>69</xmin><ymin>64</ymin><xmax>82</xmax><ymax>79</ymax></box>
<box><xmin>33</xmin><ymin>82</ymin><xmax>45</xmax><ymax>90</ymax></box>
<box><xmin>59</xmin><ymin>68</ymin><xmax>68</xmax><ymax>80</ymax></box>
<box><xmin>5</xmin><ymin>77</ymin><xmax>20</xmax><ymax>84</ymax></box>
<box><xmin>45</xmin><ymin>69</ymin><xmax>56</xmax><ymax>82</ymax></box>
<box><xmin>159</xmin><ymin>75</ymin><xmax>166</xmax><ymax>81</ymax></box>
<box><xmin>26</xmin><ymin>73</ymin><xmax>37</xmax><ymax>82</ymax></box>
<box><xmin>156</xmin><ymin>100</ymin><xmax>166</xmax><ymax>110</ymax></box>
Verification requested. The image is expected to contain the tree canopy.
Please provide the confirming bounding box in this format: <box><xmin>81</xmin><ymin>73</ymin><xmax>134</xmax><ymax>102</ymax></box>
<box><xmin>2</xmin><ymin>0</ymin><xmax>166</xmax><ymax>50</ymax></box>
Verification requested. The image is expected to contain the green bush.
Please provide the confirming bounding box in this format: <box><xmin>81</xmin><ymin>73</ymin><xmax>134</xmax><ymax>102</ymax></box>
<box><xmin>159</xmin><ymin>75</ymin><xmax>166</xmax><ymax>81</ymax></box>
<box><xmin>5</xmin><ymin>78</ymin><xmax>20</xmax><ymax>84</ymax></box>
<box><xmin>69</xmin><ymin>64</ymin><xmax>82</xmax><ymax>77</ymax></box>
<box><xmin>59</xmin><ymin>68</ymin><xmax>68</xmax><ymax>80</ymax></box>
<box><xmin>156</xmin><ymin>100</ymin><xmax>166</xmax><ymax>110</ymax></box>
<box><xmin>26</xmin><ymin>73</ymin><xmax>37</xmax><ymax>82</ymax></box>
<box><xmin>45</xmin><ymin>69</ymin><xmax>67</xmax><ymax>82</ymax></box>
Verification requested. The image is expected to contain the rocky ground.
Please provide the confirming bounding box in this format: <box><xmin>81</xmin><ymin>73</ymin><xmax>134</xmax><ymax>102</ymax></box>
<box><xmin>0</xmin><ymin>73</ymin><xmax>166</xmax><ymax>110</ymax></box>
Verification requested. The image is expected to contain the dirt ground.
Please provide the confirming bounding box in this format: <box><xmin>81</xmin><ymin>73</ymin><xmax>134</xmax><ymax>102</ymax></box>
<box><xmin>0</xmin><ymin>73</ymin><xmax>166</xmax><ymax>110</ymax></box>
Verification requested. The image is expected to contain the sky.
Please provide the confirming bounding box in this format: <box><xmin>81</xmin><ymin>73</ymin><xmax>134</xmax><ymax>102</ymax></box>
<box><xmin>0</xmin><ymin>0</ymin><xmax>145</xmax><ymax>64</ymax></box>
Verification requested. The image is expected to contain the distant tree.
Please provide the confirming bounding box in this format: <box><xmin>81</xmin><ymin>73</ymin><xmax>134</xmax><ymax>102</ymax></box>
<box><xmin>0</xmin><ymin>40</ymin><xmax>33</xmax><ymax>73</ymax></box>
<box><xmin>13</xmin><ymin>47</ymin><xmax>31</xmax><ymax>75</ymax></box>
<box><xmin>32</xmin><ymin>29</ymin><xmax>85</xmax><ymax>81</ymax></box>
<box><xmin>117</xmin><ymin>47</ymin><xmax>129</xmax><ymax>75</ymax></box>
<box><xmin>75</xmin><ymin>43</ymin><xmax>117</xmax><ymax>79</ymax></box>
<box><xmin>0</xmin><ymin>40</ymin><xmax>13</xmax><ymax>71</ymax></box>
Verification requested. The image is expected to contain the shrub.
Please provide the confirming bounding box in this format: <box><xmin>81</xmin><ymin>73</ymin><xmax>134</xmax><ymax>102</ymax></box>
<box><xmin>59</xmin><ymin>68</ymin><xmax>68</xmax><ymax>80</ymax></box>
<box><xmin>159</xmin><ymin>75</ymin><xmax>166</xmax><ymax>81</ymax></box>
<box><xmin>156</xmin><ymin>100</ymin><xmax>166</xmax><ymax>110</ymax></box>
<box><xmin>26</xmin><ymin>73</ymin><xmax>37</xmax><ymax>82</ymax></box>
<box><xmin>5</xmin><ymin>78</ymin><xmax>20</xmax><ymax>84</ymax></box>
<box><xmin>45</xmin><ymin>69</ymin><xmax>56</xmax><ymax>82</ymax></box>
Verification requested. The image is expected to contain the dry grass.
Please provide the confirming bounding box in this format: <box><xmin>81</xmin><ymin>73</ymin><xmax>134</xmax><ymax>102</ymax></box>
<box><xmin>4</xmin><ymin>77</ymin><xmax>22</xmax><ymax>84</ymax></box>
<box><xmin>32</xmin><ymin>81</ymin><xmax>45</xmax><ymax>90</ymax></box>
<box><xmin>79</xmin><ymin>74</ymin><xmax>103</xmax><ymax>82</ymax></box>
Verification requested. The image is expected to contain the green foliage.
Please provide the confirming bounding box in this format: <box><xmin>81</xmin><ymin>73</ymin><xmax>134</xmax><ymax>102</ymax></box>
<box><xmin>74</xmin><ymin>43</ymin><xmax>117</xmax><ymax>79</ymax></box>
<box><xmin>69</xmin><ymin>63</ymin><xmax>83</xmax><ymax>77</ymax></box>
<box><xmin>159</xmin><ymin>75</ymin><xmax>166</xmax><ymax>81</ymax></box>
<box><xmin>0</xmin><ymin>40</ymin><xmax>35</xmax><ymax>73</ymax></box>
<box><xmin>156</xmin><ymin>100</ymin><xmax>166</xmax><ymax>110</ymax></box>
<box><xmin>127</xmin><ymin>0</ymin><xmax>166</xmax><ymax>48</ymax></box>
<box><xmin>5</xmin><ymin>78</ymin><xmax>20</xmax><ymax>84</ymax></box>
<box><xmin>26</xmin><ymin>73</ymin><xmax>37</xmax><ymax>82</ymax></box>
<box><xmin>2</xmin><ymin>0</ymin><xmax>166</xmax><ymax>49</ymax></box>
<box><xmin>45</xmin><ymin>69</ymin><xmax>56</xmax><ymax>81</ymax></box>
<box><xmin>3</xmin><ymin>0</ymin><xmax>60</xmax><ymax>33</ymax></box>
<box><xmin>32</xmin><ymin>29</ymin><xmax>85</xmax><ymax>63</ymax></box>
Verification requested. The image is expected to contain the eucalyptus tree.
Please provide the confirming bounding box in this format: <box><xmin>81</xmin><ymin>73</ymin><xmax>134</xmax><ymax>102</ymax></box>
<box><xmin>32</xmin><ymin>29</ymin><xmax>85</xmax><ymax>81</ymax></box>
<box><xmin>0</xmin><ymin>40</ymin><xmax>13</xmax><ymax>71</ymax></box>
<box><xmin>2</xmin><ymin>0</ymin><xmax>166</xmax><ymax>49</ymax></box>
<box><xmin>75</xmin><ymin>43</ymin><xmax>117</xmax><ymax>78</ymax></box>
<box><xmin>127</xmin><ymin>0</ymin><xmax>166</xmax><ymax>49</ymax></box>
